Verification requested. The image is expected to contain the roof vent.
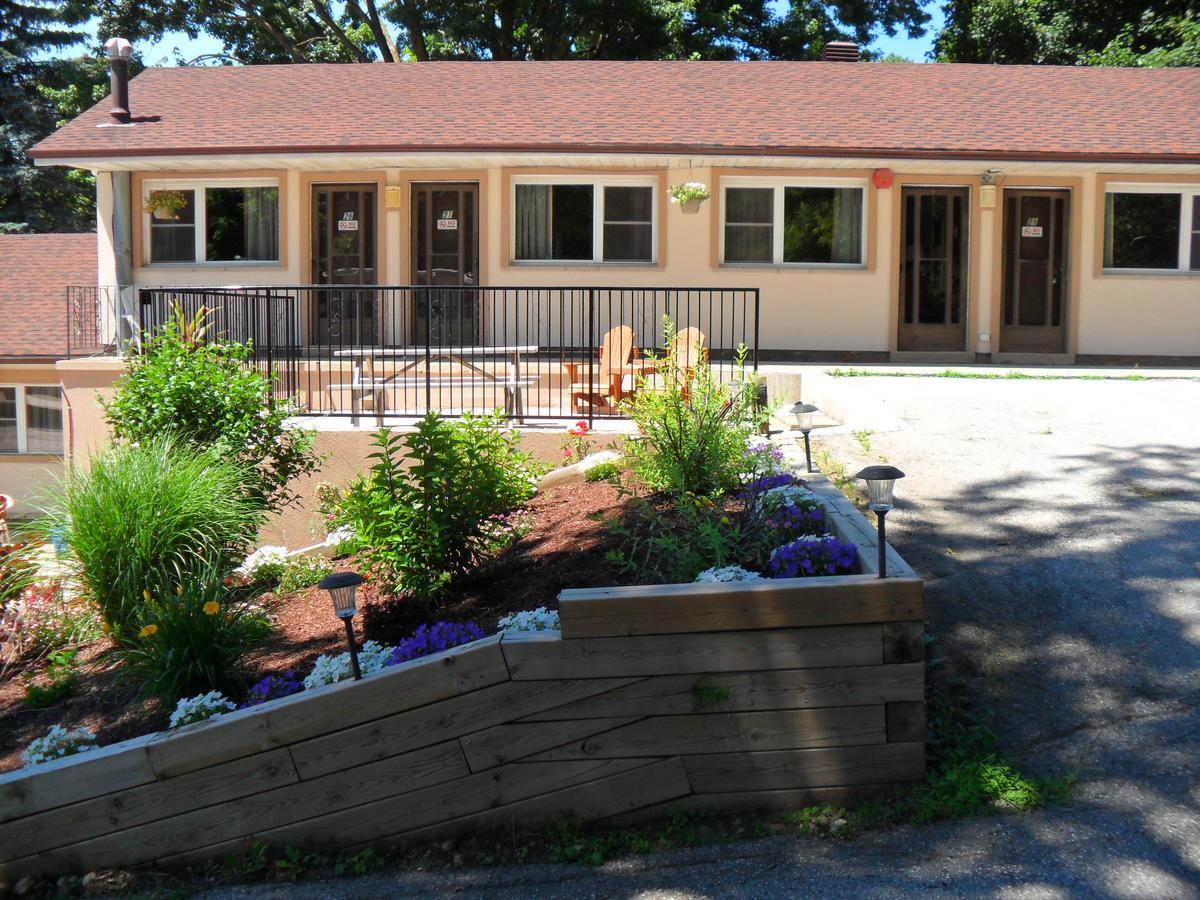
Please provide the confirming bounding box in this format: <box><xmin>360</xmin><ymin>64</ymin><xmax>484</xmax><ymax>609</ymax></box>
<box><xmin>104</xmin><ymin>37</ymin><xmax>133</xmax><ymax>121</ymax></box>
<box><xmin>821</xmin><ymin>41</ymin><xmax>860</xmax><ymax>62</ymax></box>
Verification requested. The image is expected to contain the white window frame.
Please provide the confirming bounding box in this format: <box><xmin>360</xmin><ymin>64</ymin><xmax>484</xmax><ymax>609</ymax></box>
<box><xmin>509</xmin><ymin>175</ymin><xmax>658</xmax><ymax>265</ymax></box>
<box><xmin>719</xmin><ymin>176</ymin><xmax>869</xmax><ymax>268</ymax></box>
<box><xmin>0</xmin><ymin>384</ymin><xmax>63</xmax><ymax>456</ymax></box>
<box><xmin>143</xmin><ymin>177</ymin><xmax>281</xmax><ymax>267</ymax></box>
<box><xmin>1102</xmin><ymin>183</ymin><xmax>1200</xmax><ymax>275</ymax></box>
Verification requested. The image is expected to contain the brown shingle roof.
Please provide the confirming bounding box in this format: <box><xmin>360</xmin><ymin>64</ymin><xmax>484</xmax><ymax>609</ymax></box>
<box><xmin>29</xmin><ymin>61</ymin><xmax>1200</xmax><ymax>163</ymax></box>
<box><xmin>0</xmin><ymin>234</ymin><xmax>96</xmax><ymax>360</ymax></box>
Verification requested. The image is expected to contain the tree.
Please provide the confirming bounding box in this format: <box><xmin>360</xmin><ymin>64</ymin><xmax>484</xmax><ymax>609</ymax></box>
<box><xmin>89</xmin><ymin>0</ymin><xmax>931</xmax><ymax>63</ymax></box>
<box><xmin>1</xmin><ymin>1</ymin><xmax>103</xmax><ymax>232</ymax></box>
<box><xmin>934</xmin><ymin>1</ymin><xmax>1199</xmax><ymax>66</ymax></box>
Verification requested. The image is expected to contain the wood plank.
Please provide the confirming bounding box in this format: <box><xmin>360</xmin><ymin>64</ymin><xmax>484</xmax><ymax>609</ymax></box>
<box><xmin>522</xmin><ymin>665</ymin><xmax>925</xmax><ymax>720</ymax></box>
<box><xmin>460</xmin><ymin>717</ymin><xmax>639</xmax><ymax>771</ymax></box>
<box><xmin>290</xmin><ymin>677</ymin><xmax>636</xmax><ymax>780</ymax></box>
<box><xmin>391</xmin><ymin>758</ymin><xmax>692</xmax><ymax>847</ymax></box>
<box><xmin>146</xmin><ymin>635</ymin><xmax>509</xmax><ymax>779</ymax></box>
<box><xmin>17</xmin><ymin>741</ymin><xmax>469</xmax><ymax>875</ymax></box>
<box><xmin>558</xmin><ymin>576</ymin><xmax>923</xmax><ymax>639</ymax></box>
<box><xmin>503</xmin><ymin>626</ymin><xmax>883</xmax><ymax>680</ymax></box>
<box><xmin>0</xmin><ymin>733</ymin><xmax>157</xmax><ymax>827</ymax></box>
<box><xmin>0</xmin><ymin>748</ymin><xmax>297</xmax><ymax>861</ymax></box>
<box><xmin>886</xmin><ymin>701</ymin><xmax>927</xmax><ymax>743</ymax></box>
<box><xmin>682</xmin><ymin>742</ymin><xmax>925</xmax><ymax>793</ymax></box>
<box><xmin>529</xmin><ymin>707</ymin><xmax>885</xmax><ymax>759</ymax></box>
<box><xmin>258</xmin><ymin>757</ymin><xmax>655</xmax><ymax>850</ymax></box>
<box><xmin>883</xmin><ymin>622</ymin><xmax>925</xmax><ymax>664</ymax></box>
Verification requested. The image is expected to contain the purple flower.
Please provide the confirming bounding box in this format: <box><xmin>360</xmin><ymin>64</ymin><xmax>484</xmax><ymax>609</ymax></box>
<box><xmin>240</xmin><ymin>671</ymin><xmax>302</xmax><ymax>708</ymax></box>
<box><xmin>740</xmin><ymin>473</ymin><xmax>798</xmax><ymax>501</ymax></box>
<box><xmin>768</xmin><ymin>536</ymin><xmax>859</xmax><ymax>579</ymax></box>
<box><xmin>385</xmin><ymin>621</ymin><xmax>485</xmax><ymax>667</ymax></box>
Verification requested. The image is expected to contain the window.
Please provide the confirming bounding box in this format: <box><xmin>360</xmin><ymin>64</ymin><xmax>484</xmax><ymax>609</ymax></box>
<box><xmin>145</xmin><ymin>180</ymin><xmax>279</xmax><ymax>265</ymax></box>
<box><xmin>512</xmin><ymin>178</ymin><xmax>656</xmax><ymax>263</ymax></box>
<box><xmin>0</xmin><ymin>386</ymin><xmax>63</xmax><ymax>455</ymax></box>
<box><xmin>721</xmin><ymin>179</ymin><xmax>867</xmax><ymax>266</ymax></box>
<box><xmin>1103</xmin><ymin>186</ymin><xmax>1200</xmax><ymax>272</ymax></box>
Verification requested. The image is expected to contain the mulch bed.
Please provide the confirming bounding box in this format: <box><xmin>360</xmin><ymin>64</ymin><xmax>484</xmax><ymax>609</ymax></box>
<box><xmin>0</xmin><ymin>479</ymin><xmax>632</xmax><ymax>775</ymax></box>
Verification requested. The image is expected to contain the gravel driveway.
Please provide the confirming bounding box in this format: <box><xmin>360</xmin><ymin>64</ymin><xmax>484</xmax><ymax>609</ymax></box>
<box><xmin>202</xmin><ymin>375</ymin><xmax>1200</xmax><ymax>899</ymax></box>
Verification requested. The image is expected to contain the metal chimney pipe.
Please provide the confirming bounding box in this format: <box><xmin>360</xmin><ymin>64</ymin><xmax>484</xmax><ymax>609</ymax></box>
<box><xmin>104</xmin><ymin>37</ymin><xmax>134</xmax><ymax>120</ymax></box>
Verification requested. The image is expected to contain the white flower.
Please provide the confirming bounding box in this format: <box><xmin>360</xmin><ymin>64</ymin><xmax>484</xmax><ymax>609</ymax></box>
<box><xmin>22</xmin><ymin>725</ymin><xmax>98</xmax><ymax>767</ymax></box>
<box><xmin>169</xmin><ymin>691</ymin><xmax>236</xmax><ymax>729</ymax></box>
<box><xmin>577</xmin><ymin>450</ymin><xmax>623</xmax><ymax>473</ymax></box>
<box><xmin>695</xmin><ymin>565</ymin><xmax>764</xmax><ymax>583</ymax></box>
<box><xmin>755</xmin><ymin>484</ymin><xmax>818</xmax><ymax>515</ymax></box>
<box><xmin>497</xmin><ymin>607</ymin><xmax>560</xmax><ymax>633</ymax></box>
<box><xmin>303</xmin><ymin>640</ymin><xmax>394</xmax><ymax>690</ymax></box>
<box><xmin>236</xmin><ymin>545</ymin><xmax>289</xmax><ymax>579</ymax></box>
<box><xmin>323</xmin><ymin>525</ymin><xmax>356</xmax><ymax>549</ymax></box>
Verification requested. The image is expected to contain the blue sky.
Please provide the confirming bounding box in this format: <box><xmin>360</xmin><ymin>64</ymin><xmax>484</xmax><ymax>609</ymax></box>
<box><xmin>81</xmin><ymin>2</ymin><xmax>944</xmax><ymax>66</ymax></box>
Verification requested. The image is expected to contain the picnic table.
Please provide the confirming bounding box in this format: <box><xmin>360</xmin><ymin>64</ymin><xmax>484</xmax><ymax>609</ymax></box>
<box><xmin>332</xmin><ymin>345</ymin><xmax>540</xmax><ymax>423</ymax></box>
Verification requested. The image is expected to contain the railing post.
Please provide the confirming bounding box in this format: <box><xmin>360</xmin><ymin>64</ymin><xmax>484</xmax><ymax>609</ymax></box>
<box><xmin>587</xmin><ymin>288</ymin><xmax>595</xmax><ymax>429</ymax></box>
<box><xmin>752</xmin><ymin>288</ymin><xmax>761</xmax><ymax>371</ymax></box>
<box><xmin>424</xmin><ymin>287</ymin><xmax>432</xmax><ymax>416</ymax></box>
<box><xmin>264</xmin><ymin>288</ymin><xmax>275</xmax><ymax>408</ymax></box>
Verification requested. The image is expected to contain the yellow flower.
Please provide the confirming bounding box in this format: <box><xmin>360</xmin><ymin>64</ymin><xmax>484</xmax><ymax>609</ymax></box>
<box><xmin>139</xmin><ymin>623</ymin><xmax>159</xmax><ymax>638</ymax></box>
<box><xmin>100</xmin><ymin>620</ymin><xmax>112</xmax><ymax>634</ymax></box>
<box><xmin>143</xmin><ymin>589</ymin><xmax>152</xmax><ymax>602</ymax></box>
<box><xmin>202</xmin><ymin>601</ymin><xmax>221</xmax><ymax>616</ymax></box>
<box><xmin>175</xmin><ymin>584</ymin><xmax>184</xmax><ymax>597</ymax></box>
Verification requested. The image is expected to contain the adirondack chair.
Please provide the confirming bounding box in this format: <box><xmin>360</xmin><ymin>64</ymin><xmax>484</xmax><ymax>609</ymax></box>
<box><xmin>567</xmin><ymin>325</ymin><xmax>644</xmax><ymax>413</ymax></box>
<box><xmin>642</xmin><ymin>327</ymin><xmax>709</xmax><ymax>401</ymax></box>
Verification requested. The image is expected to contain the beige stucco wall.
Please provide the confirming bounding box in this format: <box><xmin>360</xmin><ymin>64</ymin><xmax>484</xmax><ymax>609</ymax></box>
<box><xmin>0</xmin><ymin>363</ymin><xmax>65</xmax><ymax>516</ymax></box>
<box><xmin>93</xmin><ymin>155</ymin><xmax>1200</xmax><ymax>359</ymax></box>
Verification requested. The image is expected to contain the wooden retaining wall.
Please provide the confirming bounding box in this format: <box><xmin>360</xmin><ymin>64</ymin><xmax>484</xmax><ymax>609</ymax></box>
<box><xmin>0</xmin><ymin>477</ymin><xmax>924</xmax><ymax>879</ymax></box>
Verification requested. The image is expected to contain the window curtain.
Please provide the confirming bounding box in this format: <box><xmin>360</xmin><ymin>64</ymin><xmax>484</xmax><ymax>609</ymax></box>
<box><xmin>831</xmin><ymin>188</ymin><xmax>863</xmax><ymax>264</ymax></box>
<box><xmin>515</xmin><ymin>185</ymin><xmax>551</xmax><ymax>260</ymax></box>
<box><xmin>244</xmin><ymin>187</ymin><xmax>279</xmax><ymax>261</ymax></box>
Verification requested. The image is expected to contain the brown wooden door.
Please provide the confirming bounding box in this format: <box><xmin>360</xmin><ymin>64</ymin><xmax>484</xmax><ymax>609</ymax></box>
<box><xmin>412</xmin><ymin>183</ymin><xmax>480</xmax><ymax>345</ymax></box>
<box><xmin>311</xmin><ymin>184</ymin><xmax>378</xmax><ymax>345</ymax></box>
<box><xmin>897</xmin><ymin>187</ymin><xmax>970</xmax><ymax>351</ymax></box>
<box><xmin>1001</xmin><ymin>190</ymin><xmax>1069</xmax><ymax>353</ymax></box>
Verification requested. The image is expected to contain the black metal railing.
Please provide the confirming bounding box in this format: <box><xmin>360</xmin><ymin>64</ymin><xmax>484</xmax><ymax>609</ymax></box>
<box><xmin>135</xmin><ymin>285</ymin><xmax>760</xmax><ymax>423</ymax></box>
<box><xmin>66</xmin><ymin>285</ymin><xmax>126</xmax><ymax>357</ymax></box>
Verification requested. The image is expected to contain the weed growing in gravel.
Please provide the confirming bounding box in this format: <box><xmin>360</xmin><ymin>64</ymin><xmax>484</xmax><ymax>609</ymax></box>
<box><xmin>853</xmin><ymin>429</ymin><xmax>873</xmax><ymax>453</ymax></box>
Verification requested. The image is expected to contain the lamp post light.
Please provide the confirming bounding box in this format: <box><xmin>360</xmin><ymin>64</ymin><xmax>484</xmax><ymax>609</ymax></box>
<box><xmin>790</xmin><ymin>403</ymin><xmax>819</xmax><ymax>472</ymax></box>
<box><xmin>855</xmin><ymin>465</ymin><xmax>905</xmax><ymax>578</ymax></box>
<box><xmin>318</xmin><ymin>571</ymin><xmax>365</xmax><ymax>680</ymax></box>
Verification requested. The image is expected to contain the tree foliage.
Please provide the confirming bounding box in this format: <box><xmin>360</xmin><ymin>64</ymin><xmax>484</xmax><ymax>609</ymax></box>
<box><xmin>88</xmin><ymin>0</ymin><xmax>931</xmax><ymax>63</ymax></box>
<box><xmin>0</xmin><ymin>1</ymin><xmax>107</xmax><ymax>232</ymax></box>
<box><xmin>934</xmin><ymin>1</ymin><xmax>1199</xmax><ymax>67</ymax></box>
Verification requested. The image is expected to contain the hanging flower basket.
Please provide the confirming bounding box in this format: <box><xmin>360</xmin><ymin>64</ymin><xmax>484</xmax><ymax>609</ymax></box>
<box><xmin>669</xmin><ymin>181</ymin><xmax>711</xmax><ymax>215</ymax></box>
<box><xmin>146</xmin><ymin>190</ymin><xmax>189</xmax><ymax>221</ymax></box>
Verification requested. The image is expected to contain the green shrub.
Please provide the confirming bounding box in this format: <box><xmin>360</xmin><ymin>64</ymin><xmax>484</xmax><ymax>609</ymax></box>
<box><xmin>120</xmin><ymin>560</ymin><xmax>270</xmax><ymax>703</ymax></box>
<box><xmin>102</xmin><ymin>306</ymin><xmax>320</xmax><ymax>511</ymax></box>
<box><xmin>623</xmin><ymin>319</ymin><xmax>762</xmax><ymax>498</ymax></box>
<box><xmin>336</xmin><ymin>412</ymin><xmax>540</xmax><ymax>601</ymax></box>
<box><xmin>584</xmin><ymin>460</ymin><xmax>622</xmax><ymax>483</ymax></box>
<box><xmin>23</xmin><ymin>648</ymin><xmax>80</xmax><ymax>709</ymax></box>
<box><xmin>277</xmin><ymin>555</ymin><xmax>333</xmax><ymax>595</ymax></box>
<box><xmin>44</xmin><ymin>437</ymin><xmax>264</xmax><ymax>644</ymax></box>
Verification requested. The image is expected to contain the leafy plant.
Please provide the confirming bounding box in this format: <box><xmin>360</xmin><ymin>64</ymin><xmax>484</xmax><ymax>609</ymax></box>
<box><xmin>168</xmin><ymin>690</ymin><xmax>236</xmax><ymax>728</ymax></box>
<box><xmin>668</xmin><ymin>181</ymin><xmax>711</xmax><ymax>204</ymax></box>
<box><xmin>584</xmin><ymin>460</ymin><xmax>622</xmax><ymax>482</ymax></box>
<box><xmin>42</xmin><ymin>437</ymin><xmax>264</xmax><ymax>646</ymax></box>
<box><xmin>23</xmin><ymin>648</ymin><xmax>79</xmax><ymax>709</ymax></box>
<box><xmin>623</xmin><ymin>318</ymin><xmax>762</xmax><ymax>498</ymax></box>
<box><xmin>336</xmin><ymin>413</ymin><xmax>540</xmax><ymax>601</ymax></box>
<box><xmin>102</xmin><ymin>305</ymin><xmax>320</xmax><ymax>511</ymax></box>
<box><xmin>334</xmin><ymin>848</ymin><xmax>382</xmax><ymax>877</ymax></box>
<box><xmin>277</xmin><ymin>555</ymin><xmax>333</xmax><ymax>595</ymax></box>
<box><xmin>560</xmin><ymin>419</ymin><xmax>595</xmax><ymax>465</ymax></box>
<box><xmin>120</xmin><ymin>561</ymin><xmax>272</xmax><ymax>704</ymax></box>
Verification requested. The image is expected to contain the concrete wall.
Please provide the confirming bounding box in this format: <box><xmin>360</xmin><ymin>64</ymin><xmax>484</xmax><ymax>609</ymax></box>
<box><xmin>99</xmin><ymin>156</ymin><xmax>1200</xmax><ymax>361</ymax></box>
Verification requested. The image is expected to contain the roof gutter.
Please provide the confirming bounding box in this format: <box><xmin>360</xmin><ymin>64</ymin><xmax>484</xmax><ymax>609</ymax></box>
<box><xmin>28</xmin><ymin>142</ymin><xmax>1200</xmax><ymax>166</ymax></box>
